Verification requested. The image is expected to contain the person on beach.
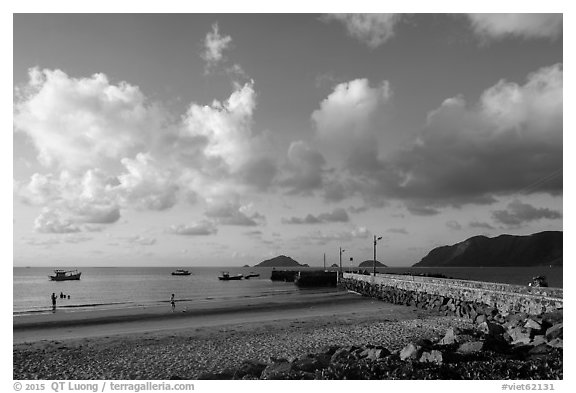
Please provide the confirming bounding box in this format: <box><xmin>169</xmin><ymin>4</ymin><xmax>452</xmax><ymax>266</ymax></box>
<box><xmin>60</xmin><ymin>292</ymin><xmax>64</xmax><ymax>299</ymax></box>
<box><xmin>51</xmin><ymin>293</ymin><xmax>57</xmax><ymax>312</ymax></box>
<box><xmin>171</xmin><ymin>294</ymin><xmax>175</xmax><ymax>312</ymax></box>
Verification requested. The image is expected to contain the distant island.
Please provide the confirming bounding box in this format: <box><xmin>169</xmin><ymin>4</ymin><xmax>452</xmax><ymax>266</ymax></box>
<box><xmin>254</xmin><ymin>255</ymin><xmax>303</xmax><ymax>267</ymax></box>
<box><xmin>413</xmin><ymin>231</ymin><xmax>562</xmax><ymax>267</ymax></box>
<box><xmin>359</xmin><ymin>260</ymin><xmax>387</xmax><ymax>267</ymax></box>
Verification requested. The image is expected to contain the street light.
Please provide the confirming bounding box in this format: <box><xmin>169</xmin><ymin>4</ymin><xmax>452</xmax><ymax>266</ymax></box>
<box><xmin>339</xmin><ymin>247</ymin><xmax>345</xmax><ymax>273</ymax></box>
<box><xmin>373</xmin><ymin>235</ymin><xmax>382</xmax><ymax>276</ymax></box>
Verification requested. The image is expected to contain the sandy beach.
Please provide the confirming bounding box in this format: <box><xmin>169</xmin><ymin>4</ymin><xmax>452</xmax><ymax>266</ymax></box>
<box><xmin>14</xmin><ymin>290</ymin><xmax>474</xmax><ymax>379</ymax></box>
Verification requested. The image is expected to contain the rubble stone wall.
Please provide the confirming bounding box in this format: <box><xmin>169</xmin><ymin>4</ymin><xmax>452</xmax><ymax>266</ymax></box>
<box><xmin>340</xmin><ymin>273</ymin><xmax>563</xmax><ymax>316</ymax></box>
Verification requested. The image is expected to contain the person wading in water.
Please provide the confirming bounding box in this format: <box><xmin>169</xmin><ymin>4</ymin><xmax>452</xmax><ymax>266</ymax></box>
<box><xmin>51</xmin><ymin>293</ymin><xmax>57</xmax><ymax>312</ymax></box>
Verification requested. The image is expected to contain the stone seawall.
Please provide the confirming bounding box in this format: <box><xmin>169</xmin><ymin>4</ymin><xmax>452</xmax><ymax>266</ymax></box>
<box><xmin>339</xmin><ymin>273</ymin><xmax>562</xmax><ymax>318</ymax></box>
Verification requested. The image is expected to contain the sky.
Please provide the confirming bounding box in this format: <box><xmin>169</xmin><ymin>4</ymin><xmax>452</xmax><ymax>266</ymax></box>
<box><xmin>12</xmin><ymin>13</ymin><xmax>563</xmax><ymax>267</ymax></box>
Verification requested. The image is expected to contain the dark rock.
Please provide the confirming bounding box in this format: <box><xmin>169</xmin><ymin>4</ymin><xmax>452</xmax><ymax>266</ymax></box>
<box><xmin>233</xmin><ymin>359</ymin><xmax>268</xmax><ymax>379</ymax></box>
<box><xmin>478</xmin><ymin>321</ymin><xmax>505</xmax><ymax>338</ymax></box>
<box><xmin>529</xmin><ymin>343</ymin><xmax>552</xmax><ymax>355</ymax></box>
<box><xmin>197</xmin><ymin>369</ymin><xmax>235</xmax><ymax>380</ymax></box>
<box><xmin>524</xmin><ymin>318</ymin><xmax>542</xmax><ymax>331</ymax></box>
<box><xmin>547</xmin><ymin>338</ymin><xmax>563</xmax><ymax>349</ymax></box>
<box><xmin>508</xmin><ymin>327</ymin><xmax>532</xmax><ymax>344</ymax></box>
<box><xmin>475</xmin><ymin>314</ymin><xmax>487</xmax><ymax>324</ymax></box>
<box><xmin>457</xmin><ymin>341</ymin><xmax>485</xmax><ymax>354</ymax></box>
<box><xmin>400</xmin><ymin>343</ymin><xmax>422</xmax><ymax>361</ymax></box>
<box><xmin>261</xmin><ymin>360</ymin><xmax>293</xmax><ymax>380</ymax></box>
<box><xmin>438</xmin><ymin>327</ymin><xmax>461</xmax><ymax>345</ymax></box>
<box><xmin>359</xmin><ymin>347</ymin><xmax>390</xmax><ymax>361</ymax></box>
<box><xmin>419</xmin><ymin>350</ymin><xmax>443</xmax><ymax>364</ymax></box>
<box><xmin>291</xmin><ymin>355</ymin><xmax>329</xmax><ymax>373</ymax></box>
<box><xmin>545</xmin><ymin>323</ymin><xmax>563</xmax><ymax>341</ymax></box>
<box><xmin>530</xmin><ymin>335</ymin><xmax>547</xmax><ymax>347</ymax></box>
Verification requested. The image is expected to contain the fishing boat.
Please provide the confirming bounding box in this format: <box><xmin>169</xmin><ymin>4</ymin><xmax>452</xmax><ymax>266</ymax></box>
<box><xmin>218</xmin><ymin>271</ymin><xmax>243</xmax><ymax>281</ymax></box>
<box><xmin>244</xmin><ymin>272</ymin><xmax>260</xmax><ymax>279</ymax></box>
<box><xmin>171</xmin><ymin>269</ymin><xmax>192</xmax><ymax>276</ymax></box>
<box><xmin>49</xmin><ymin>269</ymin><xmax>81</xmax><ymax>281</ymax></box>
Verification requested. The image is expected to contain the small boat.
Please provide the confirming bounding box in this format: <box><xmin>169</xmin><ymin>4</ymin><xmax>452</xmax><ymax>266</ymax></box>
<box><xmin>244</xmin><ymin>272</ymin><xmax>260</xmax><ymax>279</ymax></box>
<box><xmin>218</xmin><ymin>271</ymin><xmax>243</xmax><ymax>281</ymax></box>
<box><xmin>171</xmin><ymin>269</ymin><xmax>191</xmax><ymax>276</ymax></box>
<box><xmin>49</xmin><ymin>269</ymin><xmax>81</xmax><ymax>281</ymax></box>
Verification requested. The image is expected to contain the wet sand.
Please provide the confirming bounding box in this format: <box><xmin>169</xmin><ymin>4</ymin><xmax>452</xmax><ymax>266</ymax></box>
<box><xmin>13</xmin><ymin>290</ymin><xmax>473</xmax><ymax>379</ymax></box>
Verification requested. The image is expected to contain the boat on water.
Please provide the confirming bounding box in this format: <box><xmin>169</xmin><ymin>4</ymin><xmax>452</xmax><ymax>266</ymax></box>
<box><xmin>244</xmin><ymin>272</ymin><xmax>260</xmax><ymax>279</ymax></box>
<box><xmin>218</xmin><ymin>271</ymin><xmax>243</xmax><ymax>281</ymax></box>
<box><xmin>49</xmin><ymin>269</ymin><xmax>81</xmax><ymax>281</ymax></box>
<box><xmin>171</xmin><ymin>269</ymin><xmax>192</xmax><ymax>276</ymax></box>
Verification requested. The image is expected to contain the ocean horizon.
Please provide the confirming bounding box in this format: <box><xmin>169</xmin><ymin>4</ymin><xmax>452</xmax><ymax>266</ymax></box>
<box><xmin>13</xmin><ymin>265</ymin><xmax>563</xmax><ymax>315</ymax></box>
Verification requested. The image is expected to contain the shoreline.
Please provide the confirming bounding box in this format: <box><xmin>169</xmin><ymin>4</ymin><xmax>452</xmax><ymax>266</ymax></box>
<box><xmin>14</xmin><ymin>293</ymin><xmax>474</xmax><ymax>379</ymax></box>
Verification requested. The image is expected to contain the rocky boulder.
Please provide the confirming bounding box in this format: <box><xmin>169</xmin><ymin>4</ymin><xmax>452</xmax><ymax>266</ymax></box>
<box><xmin>400</xmin><ymin>343</ymin><xmax>423</xmax><ymax>361</ymax></box>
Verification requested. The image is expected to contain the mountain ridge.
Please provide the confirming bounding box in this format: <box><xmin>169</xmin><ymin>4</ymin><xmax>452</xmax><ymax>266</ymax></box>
<box><xmin>413</xmin><ymin>231</ymin><xmax>562</xmax><ymax>267</ymax></box>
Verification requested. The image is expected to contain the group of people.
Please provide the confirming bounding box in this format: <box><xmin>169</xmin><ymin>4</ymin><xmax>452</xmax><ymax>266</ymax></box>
<box><xmin>50</xmin><ymin>292</ymin><xmax>71</xmax><ymax>312</ymax></box>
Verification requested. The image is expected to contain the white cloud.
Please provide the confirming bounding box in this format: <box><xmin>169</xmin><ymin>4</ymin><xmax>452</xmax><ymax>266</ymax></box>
<box><xmin>115</xmin><ymin>153</ymin><xmax>179</xmax><ymax>211</ymax></box>
<box><xmin>324</xmin><ymin>14</ymin><xmax>401</xmax><ymax>48</ymax></box>
<box><xmin>168</xmin><ymin>221</ymin><xmax>218</xmax><ymax>236</ymax></box>
<box><xmin>14</xmin><ymin>68</ymin><xmax>166</xmax><ymax>171</ymax></box>
<box><xmin>34</xmin><ymin>208</ymin><xmax>81</xmax><ymax>234</ymax></box>
<box><xmin>182</xmin><ymin>82</ymin><xmax>258</xmax><ymax>173</ymax></box>
<box><xmin>467</xmin><ymin>14</ymin><xmax>562</xmax><ymax>41</ymax></box>
<box><xmin>201</xmin><ymin>23</ymin><xmax>232</xmax><ymax>71</ymax></box>
<box><xmin>312</xmin><ymin>78</ymin><xmax>391</xmax><ymax>141</ymax></box>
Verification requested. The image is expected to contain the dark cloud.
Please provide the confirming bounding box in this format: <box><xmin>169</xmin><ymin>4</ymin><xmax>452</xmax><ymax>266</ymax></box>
<box><xmin>280</xmin><ymin>141</ymin><xmax>326</xmax><ymax>195</ymax></box>
<box><xmin>282</xmin><ymin>208</ymin><xmax>349</xmax><ymax>224</ymax></box>
<box><xmin>492</xmin><ymin>200</ymin><xmax>562</xmax><ymax>226</ymax></box>
<box><xmin>204</xmin><ymin>201</ymin><xmax>265</xmax><ymax>226</ymax></box>
<box><xmin>330</xmin><ymin>64</ymin><xmax>562</xmax><ymax>209</ymax></box>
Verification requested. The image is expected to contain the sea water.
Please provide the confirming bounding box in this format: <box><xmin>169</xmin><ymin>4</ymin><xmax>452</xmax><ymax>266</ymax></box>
<box><xmin>13</xmin><ymin>266</ymin><xmax>562</xmax><ymax>315</ymax></box>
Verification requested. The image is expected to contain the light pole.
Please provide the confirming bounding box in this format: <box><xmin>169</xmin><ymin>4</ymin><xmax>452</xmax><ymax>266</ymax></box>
<box><xmin>373</xmin><ymin>235</ymin><xmax>382</xmax><ymax>276</ymax></box>
<box><xmin>339</xmin><ymin>247</ymin><xmax>345</xmax><ymax>273</ymax></box>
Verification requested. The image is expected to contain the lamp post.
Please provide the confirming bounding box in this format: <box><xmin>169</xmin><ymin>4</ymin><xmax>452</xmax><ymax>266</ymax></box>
<box><xmin>339</xmin><ymin>247</ymin><xmax>345</xmax><ymax>273</ymax></box>
<box><xmin>373</xmin><ymin>235</ymin><xmax>382</xmax><ymax>276</ymax></box>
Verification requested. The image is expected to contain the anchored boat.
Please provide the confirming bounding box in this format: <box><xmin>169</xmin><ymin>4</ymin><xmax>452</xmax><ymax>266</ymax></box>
<box><xmin>218</xmin><ymin>271</ymin><xmax>243</xmax><ymax>281</ymax></box>
<box><xmin>171</xmin><ymin>269</ymin><xmax>192</xmax><ymax>276</ymax></box>
<box><xmin>49</xmin><ymin>269</ymin><xmax>81</xmax><ymax>281</ymax></box>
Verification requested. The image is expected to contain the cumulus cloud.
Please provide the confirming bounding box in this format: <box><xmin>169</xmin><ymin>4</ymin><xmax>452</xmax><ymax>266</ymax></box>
<box><xmin>115</xmin><ymin>153</ymin><xmax>179</xmax><ymax>211</ymax></box>
<box><xmin>34</xmin><ymin>208</ymin><xmax>81</xmax><ymax>234</ymax></box>
<box><xmin>201</xmin><ymin>22</ymin><xmax>232</xmax><ymax>71</ymax></box>
<box><xmin>467</xmin><ymin>14</ymin><xmax>562</xmax><ymax>41</ymax></box>
<box><xmin>204</xmin><ymin>201</ymin><xmax>265</xmax><ymax>226</ymax></box>
<box><xmin>168</xmin><ymin>221</ymin><xmax>218</xmax><ymax>236</ymax></box>
<box><xmin>14</xmin><ymin>67</ymin><xmax>279</xmax><ymax>231</ymax></box>
<box><xmin>336</xmin><ymin>64</ymin><xmax>562</xmax><ymax>209</ymax></box>
<box><xmin>282</xmin><ymin>208</ymin><xmax>349</xmax><ymax>224</ymax></box>
<box><xmin>492</xmin><ymin>200</ymin><xmax>562</xmax><ymax>226</ymax></box>
<box><xmin>312</xmin><ymin>78</ymin><xmax>391</xmax><ymax>142</ymax></box>
<box><xmin>323</xmin><ymin>14</ymin><xmax>401</xmax><ymax>48</ymax></box>
<box><xmin>14</xmin><ymin>68</ymin><xmax>166</xmax><ymax>171</ymax></box>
